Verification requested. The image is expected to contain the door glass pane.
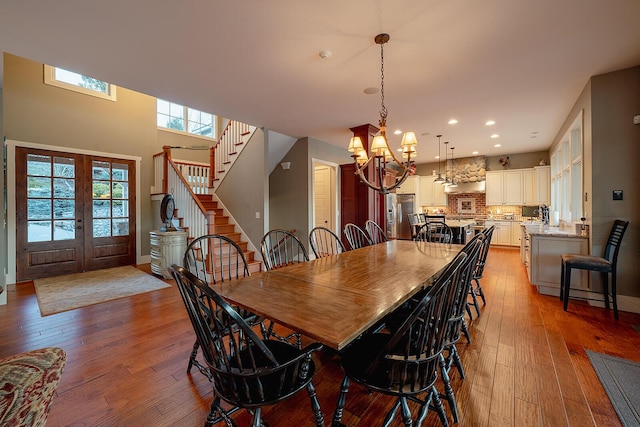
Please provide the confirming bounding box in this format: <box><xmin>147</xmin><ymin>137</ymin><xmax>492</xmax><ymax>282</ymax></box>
<box><xmin>112</xmin><ymin>219</ymin><xmax>129</xmax><ymax>236</ymax></box>
<box><xmin>92</xmin><ymin>161</ymin><xmax>111</xmax><ymax>180</ymax></box>
<box><xmin>54</xmin><ymin>220</ymin><xmax>75</xmax><ymax>240</ymax></box>
<box><xmin>28</xmin><ymin>221</ymin><xmax>52</xmax><ymax>242</ymax></box>
<box><xmin>53</xmin><ymin>178</ymin><xmax>75</xmax><ymax>198</ymax></box>
<box><xmin>112</xmin><ymin>200</ymin><xmax>128</xmax><ymax>218</ymax></box>
<box><xmin>112</xmin><ymin>163</ymin><xmax>128</xmax><ymax>180</ymax></box>
<box><xmin>27</xmin><ymin>177</ymin><xmax>52</xmax><ymax>198</ymax></box>
<box><xmin>28</xmin><ymin>199</ymin><xmax>51</xmax><ymax>220</ymax></box>
<box><xmin>54</xmin><ymin>199</ymin><xmax>75</xmax><ymax>219</ymax></box>
<box><xmin>93</xmin><ymin>200</ymin><xmax>111</xmax><ymax>218</ymax></box>
<box><xmin>112</xmin><ymin>182</ymin><xmax>128</xmax><ymax>199</ymax></box>
<box><xmin>27</xmin><ymin>154</ymin><xmax>51</xmax><ymax>176</ymax></box>
<box><xmin>93</xmin><ymin>219</ymin><xmax>111</xmax><ymax>238</ymax></box>
<box><xmin>53</xmin><ymin>156</ymin><xmax>75</xmax><ymax>178</ymax></box>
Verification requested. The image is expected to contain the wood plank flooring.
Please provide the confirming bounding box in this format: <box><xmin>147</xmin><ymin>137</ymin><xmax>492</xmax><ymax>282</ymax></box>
<box><xmin>1</xmin><ymin>247</ymin><xmax>639</xmax><ymax>426</ymax></box>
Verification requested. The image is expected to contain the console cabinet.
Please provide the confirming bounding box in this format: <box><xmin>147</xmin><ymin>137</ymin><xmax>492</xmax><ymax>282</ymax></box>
<box><xmin>150</xmin><ymin>230</ymin><xmax>188</xmax><ymax>279</ymax></box>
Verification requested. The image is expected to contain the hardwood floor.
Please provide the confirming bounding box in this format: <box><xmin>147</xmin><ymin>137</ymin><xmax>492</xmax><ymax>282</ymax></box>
<box><xmin>1</xmin><ymin>247</ymin><xmax>639</xmax><ymax>426</ymax></box>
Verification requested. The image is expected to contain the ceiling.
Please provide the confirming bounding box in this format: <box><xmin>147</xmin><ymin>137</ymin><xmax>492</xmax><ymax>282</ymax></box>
<box><xmin>1</xmin><ymin>1</ymin><xmax>639</xmax><ymax>162</ymax></box>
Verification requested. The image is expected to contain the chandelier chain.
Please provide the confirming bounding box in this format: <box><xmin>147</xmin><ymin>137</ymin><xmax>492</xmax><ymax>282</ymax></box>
<box><xmin>379</xmin><ymin>42</ymin><xmax>387</xmax><ymax>122</ymax></box>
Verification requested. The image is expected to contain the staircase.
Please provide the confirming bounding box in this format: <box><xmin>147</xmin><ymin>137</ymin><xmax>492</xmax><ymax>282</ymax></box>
<box><xmin>190</xmin><ymin>194</ymin><xmax>262</xmax><ymax>274</ymax></box>
<box><xmin>153</xmin><ymin>120</ymin><xmax>261</xmax><ymax>272</ymax></box>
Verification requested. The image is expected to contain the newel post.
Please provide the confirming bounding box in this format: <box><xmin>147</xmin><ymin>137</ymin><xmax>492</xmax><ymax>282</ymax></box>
<box><xmin>209</xmin><ymin>146</ymin><xmax>215</xmax><ymax>188</ymax></box>
<box><xmin>162</xmin><ymin>145</ymin><xmax>172</xmax><ymax>194</ymax></box>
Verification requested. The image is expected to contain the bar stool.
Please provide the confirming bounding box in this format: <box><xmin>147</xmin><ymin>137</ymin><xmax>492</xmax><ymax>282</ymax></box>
<box><xmin>560</xmin><ymin>220</ymin><xmax>629</xmax><ymax>319</ymax></box>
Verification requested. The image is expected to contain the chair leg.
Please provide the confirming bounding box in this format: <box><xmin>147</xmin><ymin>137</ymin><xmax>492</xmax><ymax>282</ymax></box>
<box><xmin>560</xmin><ymin>262</ymin><xmax>565</xmax><ymax>301</ymax></box>
<box><xmin>612</xmin><ymin>274</ymin><xmax>618</xmax><ymax>320</ymax></box>
<box><xmin>332</xmin><ymin>376</ymin><xmax>350</xmax><ymax>426</ymax></box>
<box><xmin>188</xmin><ymin>339</ymin><xmax>199</xmax><ymax>373</ymax></box>
<box><xmin>382</xmin><ymin>400</ymin><xmax>402</xmax><ymax>427</ymax></box>
<box><xmin>469</xmin><ymin>286</ymin><xmax>481</xmax><ymax>317</ymax></box>
<box><xmin>602</xmin><ymin>271</ymin><xmax>610</xmax><ymax>310</ymax></box>
<box><xmin>451</xmin><ymin>344</ymin><xmax>465</xmax><ymax>380</ymax></box>
<box><xmin>250</xmin><ymin>407</ymin><xmax>262</xmax><ymax>427</ymax></box>
<box><xmin>474</xmin><ymin>277</ymin><xmax>486</xmax><ymax>305</ymax></box>
<box><xmin>439</xmin><ymin>353</ymin><xmax>459</xmax><ymax>423</ymax></box>
<box><xmin>400</xmin><ymin>397</ymin><xmax>412</xmax><ymax>426</ymax></box>
<box><xmin>461</xmin><ymin>318</ymin><xmax>472</xmax><ymax>344</ymax></box>
<box><xmin>430</xmin><ymin>385</ymin><xmax>450</xmax><ymax>427</ymax></box>
<box><xmin>305</xmin><ymin>381</ymin><xmax>325</xmax><ymax>427</ymax></box>
<box><xmin>563</xmin><ymin>265</ymin><xmax>572</xmax><ymax>312</ymax></box>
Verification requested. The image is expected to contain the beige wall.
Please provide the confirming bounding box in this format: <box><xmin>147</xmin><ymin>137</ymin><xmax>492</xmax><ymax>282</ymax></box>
<box><xmin>269</xmin><ymin>137</ymin><xmax>351</xmax><ymax>250</ymax></box>
<box><xmin>2</xmin><ymin>53</ymin><xmax>219</xmax><ymax>258</ymax></box>
<box><xmin>550</xmin><ymin>65</ymin><xmax>639</xmax><ymax>300</ymax></box>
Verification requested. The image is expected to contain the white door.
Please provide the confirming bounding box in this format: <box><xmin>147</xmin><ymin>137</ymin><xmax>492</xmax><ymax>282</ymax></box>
<box><xmin>313</xmin><ymin>164</ymin><xmax>334</xmax><ymax>230</ymax></box>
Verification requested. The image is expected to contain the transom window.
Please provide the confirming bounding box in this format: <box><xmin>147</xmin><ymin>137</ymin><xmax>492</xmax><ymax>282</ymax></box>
<box><xmin>44</xmin><ymin>65</ymin><xmax>117</xmax><ymax>101</ymax></box>
<box><xmin>157</xmin><ymin>99</ymin><xmax>215</xmax><ymax>139</ymax></box>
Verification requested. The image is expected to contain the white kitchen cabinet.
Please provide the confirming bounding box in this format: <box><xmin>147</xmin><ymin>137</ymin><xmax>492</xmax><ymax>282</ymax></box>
<box><xmin>485</xmin><ymin>169</ymin><xmax>524</xmax><ymax>205</ymax></box>
<box><xmin>485</xmin><ymin>220</ymin><xmax>511</xmax><ymax>245</ymax></box>
<box><xmin>396</xmin><ymin>175</ymin><xmax>420</xmax><ymax>195</ymax></box>
<box><xmin>150</xmin><ymin>230</ymin><xmax>188</xmax><ymax>279</ymax></box>
<box><xmin>419</xmin><ymin>176</ymin><xmax>448</xmax><ymax>207</ymax></box>
<box><xmin>534</xmin><ymin>166</ymin><xmax>551</xmax><ymax>205</ymax></box>
<box><xmin>523</xmin><ymin>169</ymin><xmax>536</xmax><ymax>205</ymax></box>
<box><xmin>511</xmin><ymin>221</ymin><xmax>522</xmax><ymax>246</ymax></box>
<box><xmin>529</xmin><ymin>233</ymin><xmax>588</xmax><ymax>296</ymax></box>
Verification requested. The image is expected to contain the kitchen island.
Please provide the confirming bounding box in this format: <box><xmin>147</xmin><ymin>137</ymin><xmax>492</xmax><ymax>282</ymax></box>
<box><xmin>521</xmin><ymin>223</ymin><xmax>589</xmax><ymax>296</ymax></box>
<box><xmin>445</xmin><ymin>220</ymin><xmax>475</xmax><ymax>244</ymax></box>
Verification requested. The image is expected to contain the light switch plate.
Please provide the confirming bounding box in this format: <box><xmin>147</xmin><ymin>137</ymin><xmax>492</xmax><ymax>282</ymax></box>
<box><xmin>634</xmin><ymin>115</ymin><xmax>640</xmax><ymax>125</ymax></box>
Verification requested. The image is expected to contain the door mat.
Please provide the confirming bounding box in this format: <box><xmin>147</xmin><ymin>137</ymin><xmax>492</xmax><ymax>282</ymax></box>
<box><xmin>34</xmin><ymin>266</ymin><xmax>171</xmax><ymax>316</ymax></box>
<box><xmin>586</xmin><ymin>349</ymin><xmax>640</xmax><ymax>427</ymax></box>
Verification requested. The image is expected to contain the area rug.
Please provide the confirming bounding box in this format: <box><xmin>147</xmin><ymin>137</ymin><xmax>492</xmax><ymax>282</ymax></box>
<box><xmin>586</xmin><ymin>350</ymin><xmax>640</xmax><ymax>427</ymax></box>
<box><xmin>34</xmin><ymin>266</ymin><xmax>171</xmax><ymax>316</ymax></box>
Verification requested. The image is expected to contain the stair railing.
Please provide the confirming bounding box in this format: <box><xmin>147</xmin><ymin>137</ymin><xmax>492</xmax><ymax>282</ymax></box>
<box><xmin>162</xmin><ymin>146</ymin><xmax>209</xmax><ymax>238</ymax></box>
<box><xmin>211</xmin><ymin>120</ymin><xmax>253</xmax><ymax>187</ymax></box>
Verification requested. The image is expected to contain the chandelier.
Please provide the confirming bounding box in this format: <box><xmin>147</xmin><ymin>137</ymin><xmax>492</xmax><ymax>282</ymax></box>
<box><xmin>347</xmin><ymin>33</ymin><xmax>418</xmax><ymax>194</ymax></box>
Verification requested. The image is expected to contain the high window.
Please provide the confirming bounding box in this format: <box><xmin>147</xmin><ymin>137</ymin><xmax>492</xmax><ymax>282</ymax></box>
<box><xmin>551</xmin><ymin>111</ymin><xmax>583</xmax><ymax>223</ymax></box>
<box><xmin>44</xmin><ymin>65</ymin><xmax>116</xmax><ymax>101</ymax></box>
<box><xmin>157</xmin><ymin>100</ymin><xmax>215</xmax><ymax>139</ymax></box>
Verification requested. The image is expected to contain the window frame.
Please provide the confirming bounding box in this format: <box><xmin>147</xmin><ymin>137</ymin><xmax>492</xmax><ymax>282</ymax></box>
<box><xmin>551</xmin><ymin>111</ymin><xmax>583</xmax><ymax>223</ymax></box>
<box><xmin>44</xmin><ymin>65</ymin><xmax>117</xmax><ymax>101</ymax></box>
<box><xmin>156</xmin><ymin>99</ymin><xmax>216</xmax><ymax>140</ymax></box>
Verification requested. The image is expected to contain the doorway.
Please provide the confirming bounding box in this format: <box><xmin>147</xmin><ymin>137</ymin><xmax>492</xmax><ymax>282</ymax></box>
<box><xmin>312</xmin><ymin>161</ymin><xmax>338</xmax><ymax>234</ymax></box>
<box><xmin>14</xmin><ymin>146</ymin><xmax>137</xmax><ymax>281</ymax></box>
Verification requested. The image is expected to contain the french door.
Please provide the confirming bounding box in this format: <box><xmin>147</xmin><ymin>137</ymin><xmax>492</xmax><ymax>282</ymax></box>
<box><xmin>15</xmin><ymin>147</ymin><xmax>136</xmax><ymax>281</ymax></box>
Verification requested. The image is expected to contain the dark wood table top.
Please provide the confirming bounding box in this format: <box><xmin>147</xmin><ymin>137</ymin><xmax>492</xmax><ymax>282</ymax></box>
<box><xmin>216</xmin><ymin>240</ymin><xmax>462</xmax><ymax>350</ymax></box>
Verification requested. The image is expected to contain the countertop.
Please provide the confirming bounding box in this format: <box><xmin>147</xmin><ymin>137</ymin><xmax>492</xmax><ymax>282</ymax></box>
<box><xmin>521</xmin><ymin>222</ymin><xmax>588</xmax><ymax>238</ymax></box>
<box><xmin>445</xmin><ymin>220</ymin><xmax>475</xmax><ymax>228</ymax></box>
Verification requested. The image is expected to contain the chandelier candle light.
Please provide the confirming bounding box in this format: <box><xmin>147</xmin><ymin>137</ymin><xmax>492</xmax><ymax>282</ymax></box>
<box><xmin>347</xmin><ymin>33</ymin><xmax>418</xmax><ymax>194</ymax></box>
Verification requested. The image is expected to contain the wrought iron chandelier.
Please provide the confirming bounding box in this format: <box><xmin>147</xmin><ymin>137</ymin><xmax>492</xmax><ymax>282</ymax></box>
<box><xmin>347</xmin><ymin>33</ymin><xmax>418</xmax><ymax>194</ymax></box>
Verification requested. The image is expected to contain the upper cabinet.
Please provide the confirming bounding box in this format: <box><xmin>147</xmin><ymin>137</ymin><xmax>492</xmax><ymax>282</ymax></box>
<box><xmin>487</xmin><ymin>167</ymin><xmax>550</xmax><ymax>206</ymax></box>
<box><xmin>419</xmin><ymin>176</ymin><xmax>448</xmax><ymax>207</ymax></box>
<box><xmin>396</xmin><ymin>175</ymin><xmax>420</xmax><ymax>195</ymax></box>
<box><xmin>534</xmin><ymin>166</ymin><xmax>551</xmax><ymax>206</ymax></box>
<box><xmin>486</xmin><ymin>169</ymin><xmax>524</xmax><ymax>205</ymax></box>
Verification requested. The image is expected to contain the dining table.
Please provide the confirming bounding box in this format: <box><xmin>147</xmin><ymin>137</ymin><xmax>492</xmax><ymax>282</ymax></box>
<box><xmin>215</xmin><ymin>239</ymin><xmax>463</xmax><ymax>351</ymax></box>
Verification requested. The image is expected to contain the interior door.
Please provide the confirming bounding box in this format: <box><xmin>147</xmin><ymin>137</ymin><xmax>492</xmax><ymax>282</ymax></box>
<box><xmin>15</xmin><ymin>147</ymin><xmax>136</xmax><ymax>281</ymax></box>
<box><xmin>313</xmin><ymin>165</ymin><xmax>333</xmax><ymax>229</ymax></box>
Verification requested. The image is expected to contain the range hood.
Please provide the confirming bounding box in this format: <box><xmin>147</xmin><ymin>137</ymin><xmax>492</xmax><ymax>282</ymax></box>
<box><xmin>444</xmin><ymin>180</ymin><xmax>486</xmax><ymax>194</ymax></box>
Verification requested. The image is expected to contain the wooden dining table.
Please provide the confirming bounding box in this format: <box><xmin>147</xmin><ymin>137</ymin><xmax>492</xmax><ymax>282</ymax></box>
<box><xmin>215</xmin><ymin>239</ymin><xmax>463</xmax><ymax>351</ymax></box>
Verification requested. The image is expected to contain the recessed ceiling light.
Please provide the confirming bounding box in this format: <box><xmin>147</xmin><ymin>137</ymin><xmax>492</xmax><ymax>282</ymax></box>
<box><xmin>318</xmin><ymin>50</ymin><xmax>332</xmax><ymax>59</ymax></box>
<box><xmin>485</xmin><ymin>120</ymin><xmax>495</xmax><ymax>126</ymax></box>
<box><xmin>448</xmin><ymin>119</ymin><xmax>458</xmax><ymax>125</ymax></box>
<box><xmin>472</xmin><ymin>151</ymin><xmax>479</xmax><ymax>155</ymax></box>
<box><xmin>435</xmin><ymin>155</ymin><xmax>440</xmax><ymax>159</ymax></box>
<box><xmin>363</xmin><ymin>87</ymin><xmax>379</xmax><ymax>95</ymax></box>
<box><xmin>394</xmin><ymin>129</ymin><xmax>402</xmax><ymax>135</ymax></box>
<box><xmin>494</xmin><ymin>144</ymin><xmax>502</xmax><ymax>148</ymax></box>
<box><xmin>490</xmin><ymin>134</ymin><xmax>500</xmax><ymax>139</ymax></box>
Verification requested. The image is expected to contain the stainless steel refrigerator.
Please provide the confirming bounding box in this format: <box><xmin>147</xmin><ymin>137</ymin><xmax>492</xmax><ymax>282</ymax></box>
<box><xmin>385</xmin><ymin>193</ymin><xmax>415</xmax><ymax>240</ymax></box>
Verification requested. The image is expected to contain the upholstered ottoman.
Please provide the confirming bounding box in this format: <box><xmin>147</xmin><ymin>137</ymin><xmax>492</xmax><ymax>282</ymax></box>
<box><xmin>0</xmin><ymin>347</ymin><xmax>66</xmax><ymax>426</ymax></box>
